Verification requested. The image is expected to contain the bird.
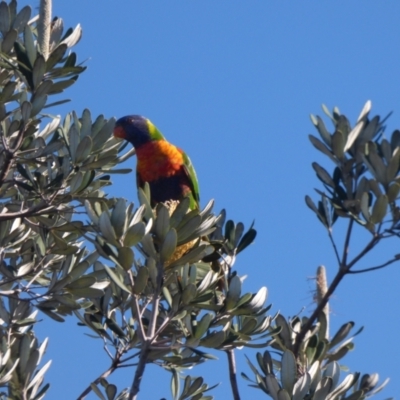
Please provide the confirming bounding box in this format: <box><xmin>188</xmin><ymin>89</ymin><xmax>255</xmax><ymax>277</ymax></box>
<box><xmin>113</xmin><ymin>115</ymin><xmax>200</xmax><ymax>210</ymax></box>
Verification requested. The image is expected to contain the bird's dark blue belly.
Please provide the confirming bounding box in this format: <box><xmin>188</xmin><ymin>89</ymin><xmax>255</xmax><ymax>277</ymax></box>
<box><xmin>148</xmin><ymin>174</ymin><xmax>190</xmax><ymax>205</ymax></box>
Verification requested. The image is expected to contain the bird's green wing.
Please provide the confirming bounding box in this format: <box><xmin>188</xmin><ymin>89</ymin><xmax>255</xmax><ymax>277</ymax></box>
<box><xmin>182</xmin><ymin>150</ymin><xmax>200</xmax><ymax>209</ymax></box>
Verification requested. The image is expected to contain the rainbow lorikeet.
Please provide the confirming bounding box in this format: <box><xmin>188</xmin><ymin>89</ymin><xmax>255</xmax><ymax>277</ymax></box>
<box><xmin>113</xmin><ymin>115</ymin><xmax>200</xmax><ymax>210</ymax></box>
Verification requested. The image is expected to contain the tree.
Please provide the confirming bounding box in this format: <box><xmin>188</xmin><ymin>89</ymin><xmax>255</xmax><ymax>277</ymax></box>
<box><xmin>0</xmin><ymin>1</ymin><xmax>396</xmax><ymax>399</ymax></box>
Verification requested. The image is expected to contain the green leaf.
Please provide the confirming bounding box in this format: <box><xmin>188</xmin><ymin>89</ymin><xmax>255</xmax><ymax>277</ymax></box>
<box><xmin>99</xmin><ymin>211</ymin><xmax>119</xmax><ymax>247</ymax></box>
<box><xmin>155</xmin><ymin>203</ymin><xmax>170</xmax><ymax>241</ymax></box>
<box><xmin>104</xmin><ymin>266</ymin><xmax>131</xmax><ymax>294</ymax></box>
<box><xmin>12</xmin><ymin>6</ymin><xmax>31</xmax><ymax>32</ymax></box>
<box><xmin>281</xmin><ymin>350</ymin><xmax>296</xmax><ymax>394</ymax></box>
<box><xmin>311</xmin><ymin>114</ymin><xmax>331</xmax><ymax>146</ymax></box>
<box><xmin>200</xmin><ymin>330</ymin><xmax>225</xmax><ymax>348</ymax></box>
<box><xmin>66</xmin><ymin>276</ymin><xmax>96</xmax><ymax>289</ymax></box>
<box><xmin>237</xmin><ymin>227</ymin><xmax>257</xmax><ymax>253</ymax></box>
<box><xmin>331</xmin><ymin>130</ymin><xmax>345</xmax><ymax>159</ymax></box>
<box><xmin>344</xmin><ymin>121</ymin><xmax>364</xmax><ymax>152</ymax></box>
<box><xmin>370</xmin><ymin>194</ymin><xmax>388</xmax><ymax>224</ymax></box>
<box><xmin>177</xmin><ymin>214</ymin><xmax>202</xmax><ymax>244</ymax></box>
<box><xmin>356</xmin><ymin>100</ymin><xmax>372</xmax><ymax>123</ymax></box>
<box><xmin>24</xmin><ymin>24</ymin><xmax>37</xmax><ymax>67</ymax></box>
<box><xmin>185</xmin><ymin>377</ymin><xmax>204</xmax><ymax>398</ymax></box>
<box><xmin>360</xmin><ymin>192</ymin><xmax>370</xmax><ymax>222</ymax></box>
<box><xmin>46</xmin><ymin>44</ymin><xmax>68</xmax><ymax>70</ymax></box>
<box><xmin>14</xmin><ymin>41</ymin><xmax>33</xmax><ymax>84</ymax></box>
<box><xmin>194</xmin><ymin>313</ymin><xmax>213</xmax><ymax>339</ymax></box>
<box><xmin>67</xmin><ymin>287</ymin><xmax>104</xmax><ymax>298</ymax></box>
<box><xmin>0</xmin><ymin>2</ymin><xmax>10</xmax><ymax>37</ymax></box>
<box><xmin>75</xmin><ymin>135</ymin><xmax>93</xmax><ymax>164</ymax></box>
<box><xmin>329</xmin><ymin>322</ymin><xmax>354</xmax><ymax>349</ymax></box>
<box><xmin>38</xmin><ymin>307</ymin><xmax>65</xmax><ymax>322</ymax></box>
<box><xmin>21</xmin><ymin>100</ymin><xmax>32</xmax><ymax>122</ymax></box>
<box><xmin>182</xmin><ymin>283</ymin><xmax>197</xmax><ymax>304</ymax></box>
<box><xmin>124</xmin><ymin>222</ymin><xmax>145</xmax><ymax>247</ymax></box>
<box><xmin>226</xmin><ymin>275</ymin><xmax>241</xmax><ymax>310</ymax></box>
<box><xmin>171</xmin><ymin>370</ymin><xmax>179</xmax><ymax>400</ymax></box>
<box><xmin>293</xmin><ymin>374</ymin><xmax>311</xmax><ymax>400</ymax></box>
<box><xmin>105</xmin><ymin>318</ymin><xmax>125</xmax><ymax>338</ymax></box>
<box><xmin>312</xmin><ymin>162</ymin><xmax>335</xmax><ymax>188</ymax></box>
<box><xmin>117</xmin><ymin>247</ymin><xmax>134</xmax><ymax>271</ymax></box>
<box><xmin>308</xmin><ymin>134</ymin><xmax>337</xmax><ymax>163</ymax></box>
<box><xmin>105</xmin><ymin>384</ymin><xmax>117</xmax><ymax>400</ymax></box>
<box><xmin>26</xmin><ymin>360</ymin><xmax>52</xmax><ymax>391</ymax></box>
<box><xmin>323</xmin><ymin>361</ymin><xmax>340</xmax><ymax>389</ymax></box>
<box><xmin>277</xmin><ymin>390</ymin><xmax>291</xmax><ymax>400</ymax></box>
<box><xmin>0</xmin><ymin>80</ymin><xmax>17</xmax><ymax>103</ymax></box>
<box><xmin>313</xmin><ymin>377</ymin><xmax>333</xmax><ymax>400</ymax></box>
<box><xmin>49</xmin><ymin>76</ymin><xmax>78</xmax><ymax>94</ymax></box>
<box><xmin>387</xmin><ymin>182</ymin><xmax>400</xmax><ymax>202</ymax></box>
<box><xmin>31</xmin><ymin>93</ymin><xmax>47</xmax><ymax>115</ymax></box>
<box><xmin>1</xmin><ymin>28</ymin><xmax>17</xmax><ymax>54</ymax></box>
<box><xmin>161</xmin><ymin>228</ymin><xmax>177</xmax><ymax>262</ymax></box>
<box><xmin>133</xmin><ymin>267</ymin><xmax>149</xmax><ymax>295</ymax></box>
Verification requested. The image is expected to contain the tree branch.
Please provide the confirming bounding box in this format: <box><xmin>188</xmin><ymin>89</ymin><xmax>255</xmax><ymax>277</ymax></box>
<box><xmin>293</xmin><ymin>225</ymin><xmax>382</xmax><ymax>356</ymax></box>
<box><xmin>128</xmin><ymin>260</ymin><xmax>164</xmax><ymax>399</ymax></box>
<box><xmin>226</xmin><ymin>349</ymin><xmax>241</xmax><ymax>400</ymax></box>
<box><xmin>0</xmin><ymin>202</ymin><xmax>57</xmax><ymax>222</ymax></box>
<box><xmin>129</xmin><ymin>342</ymin><xmax>150</xmax><ymax>400</ymax></box>
<box><xmin>293</xmin><ymin>267</ymin><xmax>345</xmax><ymax>356</ymax></box>
<box><xmin>76</xmin><ymin>357</ymin><xmax>119</xmax><ymax>399</ymax></box>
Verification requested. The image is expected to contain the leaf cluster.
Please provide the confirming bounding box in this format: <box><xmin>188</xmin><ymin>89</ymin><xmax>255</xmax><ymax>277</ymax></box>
<box><xmin>307</xmin><ymin>101</ymin><xmax>400</xmax><ymax>234</ymax></box>
<box><xmin>244</xmin><ymin>313</ymin><xmax>390</xmax><ymax>399</ymax></box>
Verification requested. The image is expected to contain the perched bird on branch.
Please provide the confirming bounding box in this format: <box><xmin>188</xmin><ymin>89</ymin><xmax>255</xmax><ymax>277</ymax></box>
<box><xmin>113</xmin><ymin>115</ymin><xmax>199</xmax><ymax>210</ymax></box>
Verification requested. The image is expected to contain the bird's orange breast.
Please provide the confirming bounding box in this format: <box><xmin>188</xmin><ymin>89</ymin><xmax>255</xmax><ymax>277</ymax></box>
<box><xmin>136</xmin><ymin>141</ymin><xmax>184</xmax><ymax>181</ymax></box>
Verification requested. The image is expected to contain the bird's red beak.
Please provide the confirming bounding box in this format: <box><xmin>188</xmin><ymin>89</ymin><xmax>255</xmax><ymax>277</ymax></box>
<box><xmin>113</xmin><ymin>125</ymin><xmax>126</xmax><ymax>139</ymax></box>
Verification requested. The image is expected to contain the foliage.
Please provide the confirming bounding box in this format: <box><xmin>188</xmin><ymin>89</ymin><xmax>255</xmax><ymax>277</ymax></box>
<box><xmin>0</xmin><ymin>2</ymin><xmax>268</xmax><ymax>399</ymax></box>
<box><xmin>0</xmin><ymin>1</ymin><xmax>396</xmax><ymax>399</ymax></box>
<box><xmin>243</xmin><ymin>103</ymin><xmax>398</xmax><ymax>399</ymax></box>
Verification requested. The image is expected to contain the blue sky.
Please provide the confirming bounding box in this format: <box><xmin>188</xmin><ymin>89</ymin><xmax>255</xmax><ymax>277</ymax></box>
<box><xmin>17</xmin><ymin>1</ymin><xmax>400</xmax><ymax>399</ymax></box>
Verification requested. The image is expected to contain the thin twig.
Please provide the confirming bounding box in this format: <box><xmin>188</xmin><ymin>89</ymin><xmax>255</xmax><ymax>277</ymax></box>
<box><xmin>347</xmin><ymin>257</ymin><xmax>400</xmax><ymax>274</ymax></box>
<box><xmin>119</xmin><ymin>351</ymin><xmax>141</xmax><ymax>365</ymax></box>
<box><xmin>129</xmin><ymin>260</ymin><xmax>164</xmax><ymax>399</ymax></box>
<box><xmin>76</xmin><ymin>358</ymin><xmax>119</xmax><ymax>399</ymax></box>
<box><xmin>226</xmin><ymin>349</ymin><xmax>241</xmax><ymax>400</ymax></box>
<box><xmin>328</xmin><ymin>230</ymin><xmax>341</xmax><ymax>265</ymax></box>
<box><xmin>128</xmin><ymin>271</ymin><xmax>147</xmax><ymax>341</ymax></box>
<box><xmin>341</xmin><ymin>218</ymin><xmax>354</xmax><ymax>267</ymax></box>
<box><xmin>148</xmin><ymin>260</ymin><xmax>164</xmax><ymax>338</ymax></box>
<box><xmin>346</xmin><ymin>234</ymin><xmax>380</xmax><ymax>270</ymax></box>
<box><xmin>131</xmin><ymin>296</ymin><xmax>146</xmax><ymax>341</ymax></box>
<box><xmin>153</xmin><ymin>315</ymin><xmax>171</xmax><ymax>340</ymax></box>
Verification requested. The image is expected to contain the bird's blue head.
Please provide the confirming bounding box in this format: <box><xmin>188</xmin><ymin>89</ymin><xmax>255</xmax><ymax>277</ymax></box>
<box><xmin>113</xmin><ymin>115</ymin><xmax>164</xmax><ymax>148</ymax></box>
